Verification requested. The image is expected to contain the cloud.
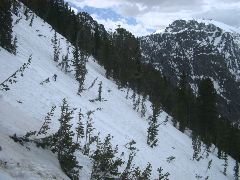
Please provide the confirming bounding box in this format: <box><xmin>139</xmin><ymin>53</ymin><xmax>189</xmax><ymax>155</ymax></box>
<box><xmin>67</xmin><ymin>0</ymin><xmax>240</xmax><ymax>36</ymax></box>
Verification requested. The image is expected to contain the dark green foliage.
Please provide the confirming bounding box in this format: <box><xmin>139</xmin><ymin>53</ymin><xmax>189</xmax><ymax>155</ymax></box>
<box><xmin>234</xmin><ymin>160</ymin><xmax>239</xmax><ymax>180</ymax></box>
<box><xmin>76</xmin><ymin>109</ymin><xmax>84</xmax><ymax>144</ymax></box>
<box><xmin>29</xmin><ymin>13</ymin><xmax>34</xmax><ymax>26</ymax></box>
<box><xmin>140</xmin><ymin>95</ymin><xmax>147</xmax><ymax>118</ymax></box>
<box><xmin>90</xmin><ymin>134</ymin><xmax>124</xmax><ymax>179</ymax></box>
<box><xmin>72</xmin><ymin>44</ymin><xmax>88</xmax><ymax>95</ymax></box>
<box><xmin>0</xmin><ymin>0</ymin><xmax>14</xmax><ymax>53</ymax></box>
<box><xmin>121</xmin><ymin>140</ymin><xmax>138</xmax><ymax>179</ymax></box>
<box><xmin>157</xmin><ymin>167</ymin><xmax>170</xmax><ymax>180</ymax></box>
<box><xmin>58</xmin><ymin>43</ymin><xmax>71</xmax><ymax>73</ymax></box>
<box><xmin>192</xmin><ymin>134</ymin><xmax>202</xmax><ymax>161</ymax></box>
<box><xmin>206</xmin><ymin>159</ymin><xmax>212</xmax><ymax>172</ymax></box>
<box><xmin>50</xmin><ymin>98</ymin><xmax>80</xmax><ymax>179</ymax></box>
<box><xmin>140</xmin><ymin>163</ymin><xmax>152</xmax><ymax>180</ymax></box>
<box><xmin>52</xmin><ymin>31</ymin><xmax>60</xmax><ymax>62</ymax></box>
<box><xmin>147</xmin><ymin>103</ymin><xmax>161</xmax><ymax>148</ymax></box>
<box><xmin>0</xmin><ymin>55</ymin><xmax>32</xmax><ymax>91</ymax></box>
<box><xmin>222</xmin><ymin>152</ymin><xmax>228</xmax><ymax>176</ymax></box>
<box><xmin>97</xmin><ymin>81</ymin><xmax>103</xmax><ymax>101</ymax></box>
<box><xmin>83</xmin><ymin>110</ymin><xmax>95</xmax><ymax>155</ymax></box>
<box><xmin>37</xmin><ymin>105</ymin><xmax>56</xmax><ymax>136</ymax></box>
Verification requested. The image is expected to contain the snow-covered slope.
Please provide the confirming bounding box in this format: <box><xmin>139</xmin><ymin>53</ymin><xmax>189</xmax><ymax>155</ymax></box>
<box><xmin>0</xmin><ymin>5</ymin><xmax>236</xmax><ymax>180</ymax></box>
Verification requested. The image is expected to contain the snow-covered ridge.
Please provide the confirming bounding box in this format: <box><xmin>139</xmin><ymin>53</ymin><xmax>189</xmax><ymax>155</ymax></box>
<box><xmin>153</xmin><ymin>19</ymin><xmax>240</xmax><ymax>35</ymax></box>
<box><xmin>0</xmin><ymin>3</ymin><xmax>237</xmax><ymax>180</ymax></box>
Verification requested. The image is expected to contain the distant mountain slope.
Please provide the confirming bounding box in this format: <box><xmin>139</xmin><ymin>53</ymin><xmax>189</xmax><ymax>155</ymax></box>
<box><xmin>140</xmin><ymin>19</ymin><xmax>240</xmax><ymax>122</ymax></box>
<box><xmin>0</xmin><ymin>3</ymin><xmax>237</xmax><ymax>180</ymax></box>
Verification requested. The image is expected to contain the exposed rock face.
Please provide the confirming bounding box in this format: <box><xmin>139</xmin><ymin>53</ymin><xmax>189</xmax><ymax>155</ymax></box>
<box><xmin>140</xmin><ymin>19</ymin><xmax>240</xmax><ymax>122</ymax></box>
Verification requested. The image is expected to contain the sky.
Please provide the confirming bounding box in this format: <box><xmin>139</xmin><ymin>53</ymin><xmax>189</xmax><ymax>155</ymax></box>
<box><xmin>66</xmin><ymin>0</ymin><xmax>240</xmax><ymax>36</ymax></box>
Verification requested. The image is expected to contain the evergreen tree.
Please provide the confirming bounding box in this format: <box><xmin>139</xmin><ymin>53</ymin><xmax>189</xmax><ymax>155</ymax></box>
<box><xmin>12</xmin><ymin>36</ymin><xmax>17</xmax><ymax>55</ymax></box>
<box><xmin>206</xmin><ymin>159</ymin><xmax>212</xmax><ymax>172</ymax></box>
<box><xmin>52</xmin><ymin>31</ymin><xmax>60</xmax><ymax>62</ymax></box>
<box><xmin>234</xmin><ymin>160</ymin><xmax>239</xmax><ymax>180</ymax></box>
<box><xmin>51</xmin><ymin>98</ymin><xmax>80</xmax><ymax>179</ymax></box>
<box><xmin>222</xmin><ymin>152</ymin><xmax>228</xmax><ymax>176</ymax></box>
<box><xmin>97</xmin><ymin>81</ymin><xmax>103</xmax><ymax>101</ymax></box>
<box><xmin>37</xmin><ymin>105</ymin><xmax>56</xmax><ymax>136</ymax></box>
<box><xmin>59</xmin><ymin>44</ymin><xmax>71</xmax><ymax>73</ymax></box>
<box><xmin>141</xmin><ymin>95</ymin><xmax>147</xmax><ymax>118</ymax></box>
<box><xmin>83</xmin><ymin>110</ymin><xmax>95</xmax><ymax>155</ymax></box>
<box><xmin>76</xmin><ymin>109</ymin><xmax>84</xmax><ymax>144</ymax></box>
<box><xmin>121</xmin><ymin>140</ymin><xmax>138</xmax><ymax>179</ymax></box>
<box><xmin>141</xmin><ymin>163</ymin><xmax>152</xmax><ymax>180</ymax></box>
<box><xmin>90</xmin><ymin>134</ymin><xmax>124</xmax><ymax>179</ymax></box>
<box><xmin>72</xmin><ymin>44</ymin><xmax>88</xmax><ymax>95</ymax></box>
<box><xmin>0</xmin><ymin>0</ymin><xmax>14</xmax><ymax>53</ymax></box>
<box><xmin>192</xmin><ymin>133</ymin><xmax>202</xmax><ymax>161</ymax></box>
<box><xmin>147</xmin><ymin>103</ymin><xmax>161</xmax><ymax>148</ymax></box>
<box><xmin>29</xmin><ymin>14</ymin><xmax>34</xmax><ymax>26</ymax></box>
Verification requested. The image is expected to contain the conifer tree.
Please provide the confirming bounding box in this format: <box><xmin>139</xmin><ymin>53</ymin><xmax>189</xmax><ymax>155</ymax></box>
<box><xmin>97</xmin><ymin>81</ymin><xmax>103</xmax><ymax>101</ymax></box>
<box><xmin>222</xmin><ymin>152</ymin><xmax>228</xmax><ymax>176</ymax></box>
<box><xmin>147</xmin><ymin>103</ymin><xmax>161</xmax><ymax>147</ymax></box>
<box><xmin>192</xmin><ymin>133</ymin><xmax>202</xmax><ymax>161</ymax></box>
<box><xmin>51</xmin><ymin>98</ymin><xmax>80</xmax><ymax>179</ymax></box>
<box><xmin>90</xmin><ymin>134</ymin><xmax>124</xmax><ymax>179</ymax></box>
<box><xmin>52</xmin><ymin>31</ymin><xmax>60</xmax><ymax>62</ymax></box>
<box><xmin>59</xmin><ymin>44</ymin><xmax>71</xmax><ymax>73</ymax></box>
<box><xmin>83</xmin><ymin>110</ymin><xmax>95</xmax><ymax>155</ymax></box>
<box><xmin>76</xmin><ymin>109</ymin><xmax>84</xmax><ymax>144</ymax></box>
<box><xmin>0</xmin><ymin>0</ymin><xmax>14</xmax><ymax>53</ymax></box>
<box><xmin>141</xmin><ymin>163</ymin><xmax>152</xmax><ymax>180</ymax></box>
<box><xmin>133</xmin><ymin>94</ymin><xmax>141</xmax><ymax>112</ymax></box>
<box><xmin>29</xmin><ymin>14</ymin><xmax>34</xmax><ymax>27</ymax></box>
<box><xmin>121</xmin><ymin>140</ymin><xmax>138</xmax><ymax>179</ymax></box>
<box><xmin>12</xmin><ymin>36</ymin><xmax>18</xmax><ymax>55</ymax></box>
<box><xmin>37</xmin><ymin>105</ymin><xmax>56</xmax><ymax>136</ymax></box>
<box><xmin>72</xmin><ymin>44</ymin><xmax>88</xmax><ymax>95</ymax></box>
<box><xmin>141</xmin><ymin>95</ymin><xmax>147</xmax><ymax>118</ymax></box>
<box><xmin>206</xmin><ymin>159</ymin><xmax>212</xmax><ymax>172</ymax></box>
<box><xmin>234</xmin><ymin>160</ymin><xmax>239</xmax><ymax>180</ymax></box>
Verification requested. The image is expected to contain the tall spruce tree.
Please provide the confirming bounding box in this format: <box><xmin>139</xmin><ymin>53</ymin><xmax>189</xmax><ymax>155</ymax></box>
<box><xmin>90</xmin><ymin>134</ymin><xmax>124</xmax><ymax>179</ymax></box>
<box><xmin>147</xmin><ymin>103</ymin><xmax>161</xmax><ymax>147</ymax></box>
<box><xmin>51</xmin><ymin>98</ymin><xmax>80</xmax><ymax>179</ymax></box>
<box><xmin>72</xmin><ymin>44</ymin><xmax>88</xmax><ymax>95</ymax></box>
<box><xmin>76</xmin><ymin>109</ymin><xmax>84</xmax><ymax>145</ymax></box>
<box><xmin>234</xmin><ymin>160</ymin><xmax>239</xmax><ymax>180</ymax></box>
<box><xmin>97</xmin><ymin>81</ymin><xmax>103</xmax><ymax>101</ymax></box>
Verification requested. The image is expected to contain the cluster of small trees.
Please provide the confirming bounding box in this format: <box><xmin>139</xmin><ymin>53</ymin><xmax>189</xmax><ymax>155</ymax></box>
<box><xmin>0</xmin><ymin>55</ymin><xmax>32</xmax><ymax>91</ymax></box>
<box><xmin>10</xmin><ymin>98</ymin><xmax>172</xmax><ymax>180</ymax></box>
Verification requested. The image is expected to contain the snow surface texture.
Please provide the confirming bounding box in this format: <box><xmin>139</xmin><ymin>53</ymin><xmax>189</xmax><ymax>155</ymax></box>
<box><xmin>0</xmin><ymin>4</ymin><xmax>236</xmax><ymax>180</ymax></box>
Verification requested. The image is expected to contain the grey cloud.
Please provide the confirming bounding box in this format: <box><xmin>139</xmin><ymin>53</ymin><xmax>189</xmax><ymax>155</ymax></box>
<box><xmin>195</xmin><ymin>8</ymin><xmax>240</xmax><ymax>27</ymax></box>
